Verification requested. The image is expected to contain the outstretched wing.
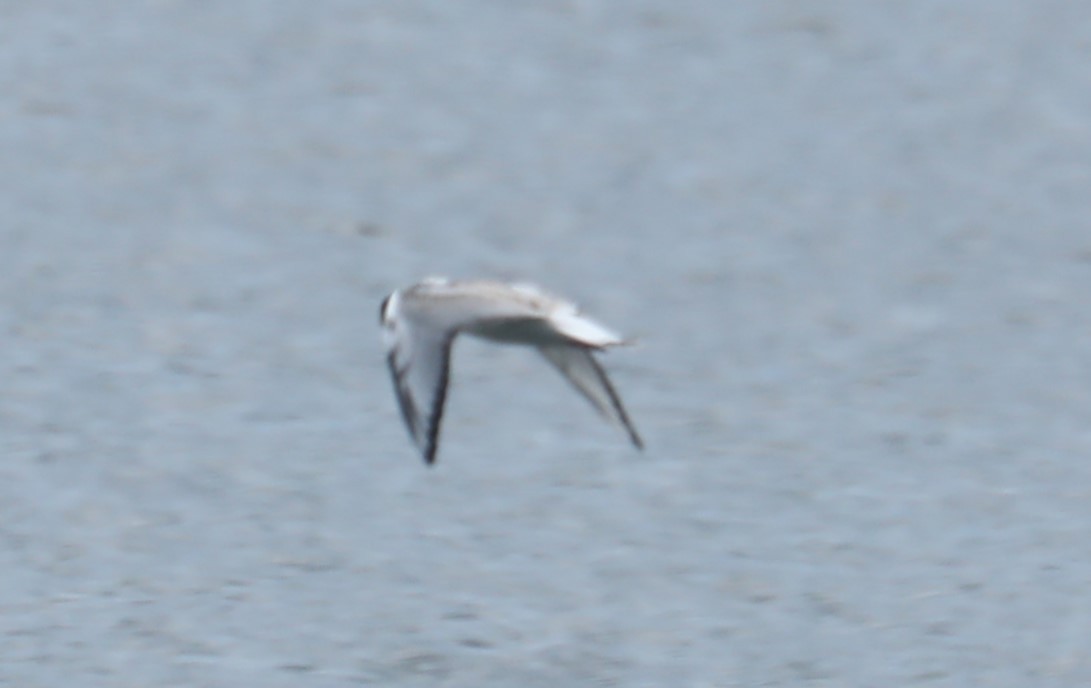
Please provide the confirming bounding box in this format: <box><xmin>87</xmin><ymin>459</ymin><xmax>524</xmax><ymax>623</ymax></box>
<box><xmin>385</xmin><ymin>319</ymin><xmax>455</xmax><ymax>465</ymax></box>
<box><xmin>538</xmin><ymin>344</ymin><xmax>643</xmax><ymax>449</ymax></box>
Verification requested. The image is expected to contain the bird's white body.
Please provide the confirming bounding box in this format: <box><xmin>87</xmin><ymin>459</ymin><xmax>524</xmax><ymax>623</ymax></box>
<box><xmin>380</xmin><ymin>277</ymin><xmax>642</xmax><ymax>464</ymax></box>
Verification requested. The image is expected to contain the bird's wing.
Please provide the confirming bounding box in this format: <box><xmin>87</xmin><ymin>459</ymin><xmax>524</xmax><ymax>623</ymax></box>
<box><xmin>385</xmin><ymin>318</ymin><xmax>456</xmax><ymax>465</ymax></box>
<box><xmin>538</xmin><ymin>344</ymin><xmax>643</xmax><ymax>449</ymax></box>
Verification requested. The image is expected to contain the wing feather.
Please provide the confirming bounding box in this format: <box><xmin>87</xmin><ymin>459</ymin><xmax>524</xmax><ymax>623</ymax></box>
<box><xmin>538</xmin><ymin>345</ymin><xmax>643</xmax><ymax>449</ymax></box>
<box><xmin>385</xmin><ymin>318</ymin><xmax>456</xmax><ymax>465</ymax></box>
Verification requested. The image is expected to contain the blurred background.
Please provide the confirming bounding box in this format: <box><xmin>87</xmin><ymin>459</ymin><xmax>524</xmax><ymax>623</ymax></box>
<box><xmin>2</xmin><ymin>2</ymin><xmax>1090</xmax><ymax>686</ymax></box>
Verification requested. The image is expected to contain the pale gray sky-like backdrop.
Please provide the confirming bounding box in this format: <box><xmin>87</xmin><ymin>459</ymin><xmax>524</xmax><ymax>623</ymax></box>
<box><xmin>2</xmin><ymin>2</ymin><xmax>1090</xmax><ymax>686</ymax></box>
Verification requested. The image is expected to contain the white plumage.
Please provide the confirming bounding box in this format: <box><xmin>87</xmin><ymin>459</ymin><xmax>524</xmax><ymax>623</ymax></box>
<box><xmin>379</xmin><ymin>277</ymin><xmax>643</xmax><ymax>465</ymax></box>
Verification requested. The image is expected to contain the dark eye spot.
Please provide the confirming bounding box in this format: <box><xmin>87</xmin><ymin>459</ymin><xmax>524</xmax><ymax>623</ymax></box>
<box><xmin>379</xmin><ymin>295</ymin><xmax>390</xmax><ymax>323</ymax></box>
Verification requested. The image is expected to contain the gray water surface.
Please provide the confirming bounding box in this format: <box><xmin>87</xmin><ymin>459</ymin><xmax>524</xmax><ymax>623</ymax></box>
<box><xmin>2</xmin><ymin>3</ymin><xmax>1091</xmax><ymax>686</ymax></box>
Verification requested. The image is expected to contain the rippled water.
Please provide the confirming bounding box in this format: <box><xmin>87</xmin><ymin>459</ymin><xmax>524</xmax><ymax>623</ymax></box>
<box><xmin>2</xmin><ymin>3</ymin><xmax>1090</xmax><ymax>686</ymax></box>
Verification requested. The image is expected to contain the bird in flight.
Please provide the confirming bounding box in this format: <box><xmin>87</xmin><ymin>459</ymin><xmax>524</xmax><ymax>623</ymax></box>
<box><xmin>379</xmin><ymin>277</ymin><xmax>643</xmax><ymax>465</ymax></box>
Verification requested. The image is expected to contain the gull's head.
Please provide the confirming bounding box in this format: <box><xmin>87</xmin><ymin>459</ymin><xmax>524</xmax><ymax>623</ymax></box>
<box><xmin>379</xmin><ymin>291</ymin><xmax>395</xmax><ymax>325</ymax></box>
<box><xmin>379</xmin><ymin>290</ymin><xmax>401</xmax><ymax>349</ymax></box>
